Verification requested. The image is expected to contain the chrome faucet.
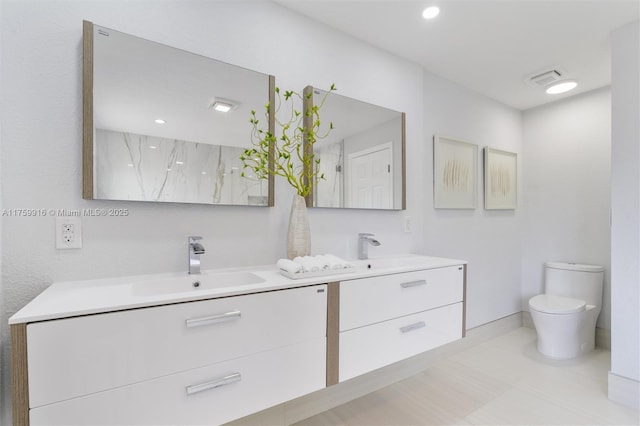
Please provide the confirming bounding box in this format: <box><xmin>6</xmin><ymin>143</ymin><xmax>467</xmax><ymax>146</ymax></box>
<box><xmin>188</xmin><ymin>236</ymin><xmax>205</xmax><ymax>274</ymax></box>
<box><xmin>358</xmin><ymin>233</ymin><xmax>381</xmax><ymax>260</ymax></box>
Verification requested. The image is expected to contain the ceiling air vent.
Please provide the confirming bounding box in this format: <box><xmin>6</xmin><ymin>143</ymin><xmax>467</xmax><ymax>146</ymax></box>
<box><xmin>529</xmin><ymin>69</ymin><xmax>562</xmax><ymax>87</ymax></box>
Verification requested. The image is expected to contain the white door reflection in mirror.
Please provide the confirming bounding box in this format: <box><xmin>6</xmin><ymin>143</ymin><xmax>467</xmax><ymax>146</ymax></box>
<box><xmin>306</xmin><ymin>88</ymin><xmax>405</xmax><ymax>210</ymax></box>
<box><xmin>347</xmin><ymin>143</ymin><xmax>393</xmax><ymax>209</ymax></box>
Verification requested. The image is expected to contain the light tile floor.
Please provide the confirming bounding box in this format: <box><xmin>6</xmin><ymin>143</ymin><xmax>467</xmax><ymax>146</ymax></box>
<box><xmin>296</xmin><ymin>328</ymin><xmax>639</xmax><ymax>425</ymax></box>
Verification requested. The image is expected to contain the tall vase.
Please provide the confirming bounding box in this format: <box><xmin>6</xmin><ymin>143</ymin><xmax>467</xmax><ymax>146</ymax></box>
<box><xmin>287</xmin><ymin>194</ymin><xmax>311</xmax><ymax>259</ymax></box>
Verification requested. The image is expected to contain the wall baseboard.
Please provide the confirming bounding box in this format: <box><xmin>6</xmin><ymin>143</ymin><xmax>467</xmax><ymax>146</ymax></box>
<box><xmin>608</xmin><ymin>372</ymin><xmax>640</xmax><ymax>409</ymax></box>
<box><xmin>521</xmin><ymin>311</ymin><xmax>611</xmax><ymax>349</ymax></box>
<box><xmin>228</xmin><ymin>312</ymin><xmax>523</xmax><ymax>426</ymax></box>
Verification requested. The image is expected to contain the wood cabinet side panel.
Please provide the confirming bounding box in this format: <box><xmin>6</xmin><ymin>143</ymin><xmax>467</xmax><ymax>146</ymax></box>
<box><xmin>11</xmin><ymin>323</ymin><xmax>29</xmax><ymax>426</ymax></box>
<box><xmin>326</xmin><ymin>282</ymin><xmax>340</xmax><ymax>387</ymax></box>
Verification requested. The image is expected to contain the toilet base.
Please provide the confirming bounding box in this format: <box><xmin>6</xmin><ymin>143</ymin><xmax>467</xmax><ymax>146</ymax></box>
<box><xmin>530</xmin><ymin>306</ymin><xmax>598</xmax><ymax>360</ymax></box>
<box><xmin>536</xmin><ymin>332</ymin><xmax>595</xmax><ymax>360</ymax></box>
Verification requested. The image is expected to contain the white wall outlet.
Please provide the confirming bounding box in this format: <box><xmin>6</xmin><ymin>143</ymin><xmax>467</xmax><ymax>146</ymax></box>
<box><xmin>56</xmin><ymin>216</ymin><xmax>82</xmax><ymax>249</ymax></box>
<box><xmin>403</xmin><ymin>215</ymin><xmax>412</xmax><ymax>233</ymax></box>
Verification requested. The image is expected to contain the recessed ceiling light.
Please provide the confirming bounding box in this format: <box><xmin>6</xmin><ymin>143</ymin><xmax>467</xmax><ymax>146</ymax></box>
<box><xmin>176</xmin><ymin>161</ymin><xmax>184</xmax><ymax>165</ymax></box>
<box><xmin>422</xmin><ymin>6</ymin><xmax>440</xmax><ymax>20</ymax></box>
<box><xmin>154</xmin><ymin>119</ymin><xmax>166</xmax><ymax>124</ymax></box>
<box><xmin>546</xmin><ymin>81</ymin><xmax>578</xmax><ymax>95</ymax></box>
<box><xmin>210</xmin><ymin>101</ymin><xmax>234</xmax><ymax>113</ymax></box>
<box><xmin>148</xmin><ymin>145</ymin><xmax>157</xmax><ymax>149</ymax></box>
<box><xmin>127</xmin><ymin>163</ymin><xmax>133</xmax><ymax>167</ymax></box>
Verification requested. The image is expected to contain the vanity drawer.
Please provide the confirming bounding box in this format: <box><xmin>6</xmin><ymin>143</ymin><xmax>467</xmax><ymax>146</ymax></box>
<box><xmin>340</xmin><ymin>266</ymin><xmax>463</xmax><ymax>331</ymax></box>
<box><xmin>27</xmin><ymin>285</ymin><xmax>327</xmax><ymax>409</ymax></box>
<box><xmin>29</xmin><ymin>337</ymin><xmax>326</xmax><ymax>426</ymax></box>
<box><xmin>339</xmin><ymin>303</ymin><xmax>462</xmax><ymax>382</ymax></box>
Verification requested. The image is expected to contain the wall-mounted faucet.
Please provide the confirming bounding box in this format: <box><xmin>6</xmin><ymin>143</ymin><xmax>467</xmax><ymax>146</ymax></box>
<box><xmin>358</xmin><ymin>233</ymin><xmax>381</xmax><ymax>260</ymax></box>
<box><xmin>188</xmin><ymin>236</ymin><xmax>205</xmax><ymax>274</ymax></box>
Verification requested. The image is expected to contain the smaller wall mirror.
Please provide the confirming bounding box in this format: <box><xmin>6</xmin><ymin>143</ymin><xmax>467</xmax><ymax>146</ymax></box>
<box><xmin>304</xmin><ymin>88</ymin><xmax>405</xmax><ymax>210</ymax></box>
<box><xmin>83</xmin><ymin>21</ymin><xmax>274</xmax><ymax>206</ymax></box>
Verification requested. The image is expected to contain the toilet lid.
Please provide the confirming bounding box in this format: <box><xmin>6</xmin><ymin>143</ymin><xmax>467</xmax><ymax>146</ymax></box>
<box><xmin>529</xmin><ymin>294</ymin><xmax>586</xmax><ymax>314</ymax></box>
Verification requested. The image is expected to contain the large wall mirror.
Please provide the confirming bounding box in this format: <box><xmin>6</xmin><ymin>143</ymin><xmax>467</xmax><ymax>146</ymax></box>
<box><xmin>304</xmin><ymin>88</ymin><xmax>405</xmax><ymax>210</ymax></box>
<box><xmin>83</xmin><ymin>21</ymin><xmax>274</xmax><ymax>206</ymax></box>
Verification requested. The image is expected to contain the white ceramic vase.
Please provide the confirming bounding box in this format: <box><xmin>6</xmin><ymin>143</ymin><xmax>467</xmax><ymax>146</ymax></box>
<box><xmin>287</xmin><ymin>194</ymin><xmax>311</xmax><ymax>259</ymax></box>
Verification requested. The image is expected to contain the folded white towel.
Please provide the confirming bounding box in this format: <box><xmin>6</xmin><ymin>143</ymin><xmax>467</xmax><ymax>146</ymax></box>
<box><xmin>293</xmin><ymin>256</ymin><xmax>320</xmax><ymax>272</ymax></box>
<box><xmin>324</xmin><ymin>254</ymin><xmax>355</xmax><ymax>269</ymax></box>
<box><xmin>277</xmin><ymin>258</ymin><xmax>304</xmax><ymax>274</ymax></box>
<box><xmin>310</xmin><ymin>255</ymin><xmax>331</xmax><ymax>270</ymax></box>
<box><xmin>315</xmin><ymin>254</ymin><xmax>341</xmax><ymax>270</ymax></box>
<box><xmin>324</xmin><ymin>254</ymin><xmax>344</xmax><ymax>269</ymax></box>
<box><xmin>281</xmin><ymin>254</ymin><xmax>354</xmax><ymax>276</ymax></box>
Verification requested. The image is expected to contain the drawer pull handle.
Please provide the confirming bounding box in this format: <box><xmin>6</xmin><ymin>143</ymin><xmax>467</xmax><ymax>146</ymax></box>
<box><xmin>400</xmin><ymin>321</ymin><xmax>426</xmax><ymax>333</ymax></box>
<box><xmin>186</xmin><ymin>310</ymin><xmax>241</xmax><ymax>328</ymax></box>
<box><xmin>186</xmin><ymin>372</ymin><xmax>242</xmax><ymax>395</ymax></box>
<box><xmin>400</xmin><ymin>280</ymin><xmax>427</xmax><ymax>288</ymax></box>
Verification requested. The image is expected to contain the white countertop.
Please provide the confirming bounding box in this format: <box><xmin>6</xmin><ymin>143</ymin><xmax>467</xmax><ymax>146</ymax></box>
<box><xmin>9</xmin><ymin>254</ymin><xmax>466</xmax><ymax>324</ymax></box>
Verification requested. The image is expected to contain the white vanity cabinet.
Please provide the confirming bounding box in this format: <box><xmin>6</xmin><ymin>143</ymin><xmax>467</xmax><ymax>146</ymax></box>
<box><xmin>337</xmin><ymin>265</ymin><xmax>465</xmax><ymax>382</ymax></box>
<box><xmin>11</xmin><ymin>256</ymin><xmax>467</xmax><ymax>426</ymax></box>
<box><xmin>18</xmin><ymin>285</ymin><xmax>328</xmax><ymax>426</ymax></box>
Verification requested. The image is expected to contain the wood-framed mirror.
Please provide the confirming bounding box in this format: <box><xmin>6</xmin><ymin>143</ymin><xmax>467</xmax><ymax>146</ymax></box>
<box><xmin>304</xmin><ymin>87</ymin><xmax>406</xmax><ymax>210</ymax></box>
<box><xmin>83</xmin><ymin>21</ymin><xmax>274</xmax><ymax>206</ymax></box>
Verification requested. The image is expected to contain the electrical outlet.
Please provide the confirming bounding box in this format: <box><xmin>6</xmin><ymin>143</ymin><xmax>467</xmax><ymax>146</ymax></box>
<box><xmin>56</xmin><ymin>217</ymin><xmax>82</xmax><ymax>249</ymax></box>
<box><xmin>403</xmin><ymin>215</ymin><xmax>412</xmax><ymax>233</ymax></box>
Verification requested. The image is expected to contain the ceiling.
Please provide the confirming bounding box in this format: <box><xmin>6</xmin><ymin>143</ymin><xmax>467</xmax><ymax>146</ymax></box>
<box><xmin>275</xmin><ymin>0</ymin><xmax>639</xmax><ymax>110</ymax></box>
<box><xmin>93</xmin><ymin>23</ymin><xmax>270</xmax><ymax>147</ymax></box>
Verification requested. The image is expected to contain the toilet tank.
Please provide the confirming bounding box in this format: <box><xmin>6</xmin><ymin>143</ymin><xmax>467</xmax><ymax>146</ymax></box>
<box><xmin>545</xmin><ymin>262</ymin><xmax>604</xmax><ymax>307</ymax></box>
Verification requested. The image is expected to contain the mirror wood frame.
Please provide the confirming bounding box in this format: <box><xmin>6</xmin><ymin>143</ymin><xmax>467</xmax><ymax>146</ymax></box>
<box><xmin>82</xmin><ymin>20</ymin><xmax>275</xmax><ymax>206</ymax></box>
<box><xmin>303</xmin><ymin>86</ymin><xmax>406</xmax><ymax>210</ymax></box>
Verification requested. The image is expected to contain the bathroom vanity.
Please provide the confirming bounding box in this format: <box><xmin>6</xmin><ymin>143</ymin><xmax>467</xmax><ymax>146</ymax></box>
<box><xmin>10</xmin><ymin>255</ymin><xmax>466</xmax><ymax>425</ymax></box>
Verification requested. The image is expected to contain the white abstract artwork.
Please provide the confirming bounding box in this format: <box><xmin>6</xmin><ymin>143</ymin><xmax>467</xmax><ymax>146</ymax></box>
<box><xmin>484</xmin><ymin>147</ymin><xmax>517</xmax><ymax>209</ymax></box>
<box><xmin>433</xmin><ymin>135</ymin><xmax>478</xmax><ymax>209</ymax></box>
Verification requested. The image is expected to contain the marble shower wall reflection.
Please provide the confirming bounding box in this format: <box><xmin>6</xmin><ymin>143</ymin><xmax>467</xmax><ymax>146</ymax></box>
<box><xmin>95</xmin><ymin>129</ymin><xmax>268</xmax><ymax>205</ymax></box>
<box><xmin>314</xmin><ymin>141</ymin><xmax>344</xmax><ymax>208</ymax></box>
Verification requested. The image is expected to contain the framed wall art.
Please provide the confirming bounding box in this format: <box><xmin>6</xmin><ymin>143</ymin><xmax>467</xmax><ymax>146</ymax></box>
<box><xmin>433</xmin><ymin>135</ymin><xmax>478</xmax><ymax>209</ymax></box>
<box><xmin>484</xmin><ymin>147</ymin><xmax>517</xmax><ymax>209</ymax></box>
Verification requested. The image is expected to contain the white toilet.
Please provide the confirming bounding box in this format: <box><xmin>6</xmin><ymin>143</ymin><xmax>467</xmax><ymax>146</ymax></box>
<box><xmin>528</xmin><ymin>262</ymin><xmax>604</xmax><ymax>359</ymax></box>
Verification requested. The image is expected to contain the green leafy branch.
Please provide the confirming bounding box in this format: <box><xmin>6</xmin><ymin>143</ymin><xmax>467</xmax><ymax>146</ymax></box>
<box><xmin>241</xmin><ymin>84</ymin><xmax>336</xmax><ymax>197</ymax></box>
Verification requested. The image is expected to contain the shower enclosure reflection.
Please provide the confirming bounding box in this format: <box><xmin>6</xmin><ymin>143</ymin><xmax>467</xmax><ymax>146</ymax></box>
<box><xmin>83</xmin><ymin>21</ymin><xmax>274</xmax><ymax>206</ymax></box>
<box><xmin>94</xmin><ymin>130</ymin><xmax>266</xmax><ymax>205</ymax></box>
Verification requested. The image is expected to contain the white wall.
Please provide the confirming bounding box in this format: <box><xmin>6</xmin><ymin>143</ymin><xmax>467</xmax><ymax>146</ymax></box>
<box><xmin>522</xmin><ymin>88</ymin><xmax>612</xmax><ymax>329</ymax></box>
<box><xmin>0</xmin><ymin>1</ymin><xmax>425</xmax><ymax>421</ymax></box>
<box><xmin>609</xmin><ymin>20</ymin><xmax>640</xmax><ymax>408</ymax></box>
<box><xmin>422</xmin><ymin>73</ymin><xmax>524</xmax><ymax>329</ymax></box>
<box><xmin>0</xmin><ymin>1</ymin><xmax>527</xmax><ymax>421</ymax></box>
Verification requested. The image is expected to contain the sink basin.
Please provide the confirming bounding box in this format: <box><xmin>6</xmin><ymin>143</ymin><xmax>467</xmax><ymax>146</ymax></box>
<box><xmin>131</xmin><ymin>271</ymin><xmax>265</xmax><ymax>297</ymax></box>
<box><xmin>355</xmin><ymin>255</ymin><xmax>427</xmax><ymax>270</ymax></box>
